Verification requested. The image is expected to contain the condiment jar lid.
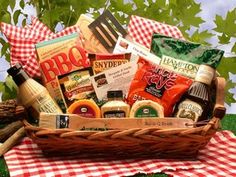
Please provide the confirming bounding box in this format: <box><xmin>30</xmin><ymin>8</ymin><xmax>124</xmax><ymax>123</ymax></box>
<box><xmin>107</xmin><ymin>90</ymin><xmax>123</xmax><ymax>99</ymax></box>
<box><xmin>7</xmin><ymin>63</ymin><xmax>30</xmax><ymax>86</ymax></box>
<box><xmin>7</xmin><ymin>63</ymin><xmax>22</xmax><ymax>76</ymax></box>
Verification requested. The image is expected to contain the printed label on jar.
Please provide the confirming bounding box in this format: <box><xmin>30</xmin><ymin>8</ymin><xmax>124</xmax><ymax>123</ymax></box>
<box><xmin>103</xmin><ymin>111</ymin><xmax>126</xmax><ymax>118</ymax></box>
<box><xmin>134</xmin><ymin>106</ymin><xmax>158</xmax><ymax>118</ymax></box>
<box><xmin>39</xmin><ymin>95</ymin><xmax>61</xmax><ymax>113</ymax></box>
<box><xmin>195</xmin><ymin>65</ymin><xmax>215</xmax><ymax>85</ymax></box>
<box><xmin>30</xmin><ymin>92</ymin><xmax>62</xmax><ymax>118</ymax></box>
<box><xmin>176</xmin><ymin>99</ymin><xmax>203</xmax><ymax>122</ymax></box>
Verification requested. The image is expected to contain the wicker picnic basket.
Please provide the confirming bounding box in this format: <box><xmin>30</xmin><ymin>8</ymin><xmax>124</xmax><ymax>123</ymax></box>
<box><xmin>22</xmin><ymin>77</ymin><xmax>226</xmax><ymax>159</ymax></box>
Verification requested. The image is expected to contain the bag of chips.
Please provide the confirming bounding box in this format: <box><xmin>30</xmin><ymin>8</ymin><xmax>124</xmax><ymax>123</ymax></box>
<box><xmin>151</xmin><ymin>34</ymin><xmax>224</xmax><ymax>79</ymax></box>
<box><xmin>127</xmin><ymin>58</ymin><xmax>193</xmax><ymax>116</ymax></box>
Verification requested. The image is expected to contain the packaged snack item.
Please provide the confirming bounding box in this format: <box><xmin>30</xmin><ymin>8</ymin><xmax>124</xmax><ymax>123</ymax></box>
<box><xmin>36</xmin><ymin>33</ymin><xmax>90</xmax><ymax>110</ymax></box>
<box><xmin>127</xmin><ymin>58</ymin><xmax>193</xmax><ymax>116</ymax></box>
<box><xmin>151</xmin><ymin>34</ymin><xmax>224</xmax><ymax>78</ymax></box>
<box><xmin>129</xmin><ymin>100</ymin><xmax>164</xmax><ymax>118</ymax></box>
<box><xmin>101</xmin><ymin>90</ymin><xmax>130</xmax><ymax>118</ymax></box>
<box><xmin>57</xmin><ymin>67</ymin><xmax>94</xmax><ymax>109</ymax></box>
<box><xmin>89</xmin><ymin>53</ymin><xmax>131</xmax><ymax>74</ymax></box>
<box><xmin>67</xmin><ymin>99</ymin><xmax>100</xmax><ymax>118</ymax></box>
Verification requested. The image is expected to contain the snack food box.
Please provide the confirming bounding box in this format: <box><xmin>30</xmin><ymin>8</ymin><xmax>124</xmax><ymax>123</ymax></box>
<box><xmin>57</xmin><ymin>67</ymin><xmax>94</xmax><ymax>109</ymax></box>
<box><xmin>36</xmin><ymin>33</ymin><xmax>89</xmax><ymax>111</ymax></box>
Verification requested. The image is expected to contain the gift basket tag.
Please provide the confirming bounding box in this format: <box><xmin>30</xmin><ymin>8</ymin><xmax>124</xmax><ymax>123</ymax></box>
<box><xmin>39</xmin><ymin>113</ymin><xmax>193</xmax><ymax>130</ymax></box>
<box><xmin>88</xmin><ymin>10</ymin><xmax>127</xmax><ymax>52</ymax></box>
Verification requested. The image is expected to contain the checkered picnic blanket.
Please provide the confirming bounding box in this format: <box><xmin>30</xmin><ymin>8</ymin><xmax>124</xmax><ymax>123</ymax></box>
<box><xmin>1</xmin><ymin>15</ymin><xmax>184</xmax><ymax>78</ymax></box>
<box><xmin>4</xmin><ymin>130</ymin><xmax>236</xmax><ymax>177</ymax></box>
<box><xmin>128</xmin><ymin>15</ymin><xmax>184</xmax><ymax>49</ymax></box>
<box><xmin>0</xmin><ymin>17</ymin><xmax>80</xmax><ymax>78</ymax></box>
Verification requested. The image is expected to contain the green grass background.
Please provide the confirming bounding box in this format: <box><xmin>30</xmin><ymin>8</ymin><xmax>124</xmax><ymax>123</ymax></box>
<box><xmin>0</xmin><ymin>114</ymin><xmax>235</xmax><ymax>177</ymax></box>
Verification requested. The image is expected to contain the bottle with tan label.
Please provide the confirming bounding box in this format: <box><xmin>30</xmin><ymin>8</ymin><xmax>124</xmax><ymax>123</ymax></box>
<box><xmin>173</xmin><ymin>64</ymin><xmax>215</xmax><ymax>122</ymax></box>
<box><xmin>7</xmin><ymin>63</ymin><xmax>62</xmax><ymax>121</ymax></box>
<box><xmin>101</xmin><ymin>90</ymin><xmax>130</xmax><ymax>118</ymax></box>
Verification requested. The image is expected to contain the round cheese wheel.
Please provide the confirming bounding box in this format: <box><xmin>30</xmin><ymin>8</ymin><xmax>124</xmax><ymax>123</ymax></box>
<box><xmin>130</xmin><ymin>100</ymin><xmax>164</xmax><ymax>118</ymax></box>
<box><xmin>67</xmin><ymin>99</ymin><xmax>100</xmax><ymax>118</ymax></box>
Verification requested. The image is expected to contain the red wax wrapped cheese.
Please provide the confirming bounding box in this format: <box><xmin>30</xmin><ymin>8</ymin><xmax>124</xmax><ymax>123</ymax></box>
<box><xmin>127</xmin><ymin>58</ymin><xmax>193</xmax><ymax>116</ymax></box>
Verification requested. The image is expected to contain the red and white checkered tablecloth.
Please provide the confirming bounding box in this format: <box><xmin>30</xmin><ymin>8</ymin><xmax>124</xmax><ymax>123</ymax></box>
<box><xmin>128</xmin><ymin>15</ymin><xmax>185</xmax><ymax>49</ymax></box>
<box><xmin>4</xmin><ymin>130</ymin><xmax>236</xmax><ymax>177</ymax></box>
<box><xmin>0</xmin><ymin>17</ymin><xmax>80</xmax><ymax>78</ymax></box>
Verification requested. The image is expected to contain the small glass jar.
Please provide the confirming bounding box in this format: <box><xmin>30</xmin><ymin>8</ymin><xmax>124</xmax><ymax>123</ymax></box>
<box><xmin>101</xmin><ymin>90</ymin><xmax>130</xmax><ymax>118</ymax></box>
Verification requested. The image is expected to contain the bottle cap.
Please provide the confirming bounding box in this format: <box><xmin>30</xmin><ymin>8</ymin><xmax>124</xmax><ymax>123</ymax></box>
<box><xmin>107</xmin><ymin>90</ymin><xmax>123</xmax><ymax>99</ymax></box>
<box><xmin>195</xmin><ymin>65</ymin><xmax>215</xmax><ymax>85</ymax></box>
<box><xmin>7</xmin><ymin>63</ymin><xmax>30</xmax><ymax>86</ymax></box>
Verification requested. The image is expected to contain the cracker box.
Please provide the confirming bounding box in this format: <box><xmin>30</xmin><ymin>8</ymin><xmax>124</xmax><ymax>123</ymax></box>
<box><xmin>57</xmin><ymin>67</ymin><xmax>94</xmax><ymax>108</ymax></box>
<box><xmin>36</xmin><ymin>33</ymin><xmax>90</xmax><ymax>111</ymax></box>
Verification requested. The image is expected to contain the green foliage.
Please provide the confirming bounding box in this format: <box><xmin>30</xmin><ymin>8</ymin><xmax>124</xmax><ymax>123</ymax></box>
<box><xmin>0</xmin><ymin>0</ymin><xmax>236</xmax><ymax>105</ymax></box>
<box><xmin>9</xmin><ymin>1</ymin><xmax>16</xmax><ymax>11</ymax></box>
<box><xmin>30</xmin><ymin>0</ymin><xmax>107</xmax><ymax>31</ymax></box>
<box><xmin>0</xmin><ymin>1</ymin><xmax>11</xmax><ymax>23</ymax></box>
<box><xmin>226</xmin><ymin>79</ymin><xmax>236</xmax><ymax>104</ymax></box>
<box><xmin>221</xmin><ymin>114</ymin><xmax>236</xmax><ymax>135</ymax></box>
<box><xmin>19</xmin><ymin>0</ymin><xmax>25</xmax><ymax>9</ymax></box>
<box><xmin>1</xmin><ymin>11</ymin><xmax>11</xmax><ymax>24</ymax></box>
<box><xmin>214</xmin><ymin>9</ymin><xmax>236</xmax><ymax>37</ymax></box>
<box><xmin>1</xmin><ymin>43</ymin><xmax>10</xmax><ymax>58</ymax></box>
<box><xmin>214</xmin><ymin>8</ymin><xmax>236</xmax><ymax>53</ymax></box>
<box><xmin>232</xmin><ymin>43</ymin><xmax>236</xmax><ymax>54</ymax></box>
<box><xmin>217</xmin><ymin>57</ymin><xmax>236</xmax><ymax>104</ymax></box>
<box><xmin>13</xmin><ymin>9</ymin><xmax>21</xmax><ymax>25</ymax></box>
<box><xmin>190</xmin><ymin>30</ymin><xmax>214</xmax><ymax>45</ymax></box>
<box><xmin>218</xmin><ymin>33</ymin><xmax>231</xmax><ymax>45</ymax></box>
<box><xmin>130</xmin><ymin>173</ymin><xmax>168</xmax><ymax>177</ymax></box>
<box><xmin>0</xmin><ymin>76</ymin><xmax>17</xmax><ymax>101</ymax></box>
<box><xmin>0</xmin><ymin>157</ymin><xmax>10</xmax><ymax>177</ymax></box>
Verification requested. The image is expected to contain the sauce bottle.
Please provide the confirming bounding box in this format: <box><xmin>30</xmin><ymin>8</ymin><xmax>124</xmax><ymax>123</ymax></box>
<box><xmin>101</xmin><ymin>90</ymin><xmax>130</xmax><ymax>118</ymax></box>
<box><xmin>7</xmin><ymin>63</ymin><xmax>62</xmax><ymax>120</ymax></box>
<box><xmin>173</xmin><ymin>64</ymin><xmax>215</xmax><ymax>122</ymax></box>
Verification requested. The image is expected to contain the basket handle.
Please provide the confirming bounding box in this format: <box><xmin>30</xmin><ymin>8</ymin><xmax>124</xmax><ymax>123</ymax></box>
<box><xmin>213</xmin><ymin>77</ymin><xmax>226</xmax><ymax>119</ymax></box>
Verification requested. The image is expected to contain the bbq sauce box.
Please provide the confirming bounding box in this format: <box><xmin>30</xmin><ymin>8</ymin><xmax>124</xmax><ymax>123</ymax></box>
<box><xmin>36</xmin><ymin>33</ymin><xmax>90</xmax><ymax>111</ymax></box>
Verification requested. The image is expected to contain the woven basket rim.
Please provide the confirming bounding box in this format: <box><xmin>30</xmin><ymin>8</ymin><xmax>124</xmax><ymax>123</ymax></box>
<box><xmin>22</xmin><ymin>115</ymin><xmax>221</xmax><ymax>135</ymax></box>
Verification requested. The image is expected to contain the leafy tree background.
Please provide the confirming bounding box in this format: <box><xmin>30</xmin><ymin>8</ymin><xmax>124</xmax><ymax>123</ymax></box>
<box><xmin>0</xmin><ymin>0</ymin><xmax>236</xmax><ymax>109</ymax></box>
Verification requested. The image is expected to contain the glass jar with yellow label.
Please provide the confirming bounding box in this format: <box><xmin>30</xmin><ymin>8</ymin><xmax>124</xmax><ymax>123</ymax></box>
<box><xmin>101</xmin><ymin>90</ymin><xmax>130</xmax><ymax>118</ymax></box>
